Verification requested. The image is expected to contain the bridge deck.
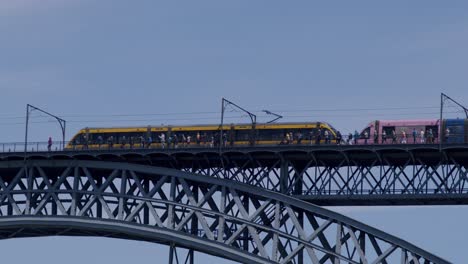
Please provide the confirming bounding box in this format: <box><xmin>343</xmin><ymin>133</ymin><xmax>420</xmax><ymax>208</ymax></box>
<box><xmin>1</xmin><ymin>144</ymin><xmax>467</xmax><ymax>207</ymax></box>
<box><xmin>1</xmin><ymin>144</ymin><xmax>468</xmax><ymax>168</ymax></box>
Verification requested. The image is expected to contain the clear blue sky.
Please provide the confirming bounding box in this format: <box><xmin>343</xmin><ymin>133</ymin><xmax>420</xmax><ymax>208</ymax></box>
<box><xmin>0</xmin><ymin>0</ymin><xmax>467</xmax><ymax>263</ymax></box>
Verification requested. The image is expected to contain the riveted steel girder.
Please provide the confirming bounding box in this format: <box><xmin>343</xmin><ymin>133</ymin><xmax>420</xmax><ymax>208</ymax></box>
<box><xmin>1</xmin><ymin>145</ymin><xmax>467</xmax><ymax>206</ymax></box>
<box><xmin>0</xmin><ymin>160</ymin><xmax>450</xmax><ymax>264</ymax></box>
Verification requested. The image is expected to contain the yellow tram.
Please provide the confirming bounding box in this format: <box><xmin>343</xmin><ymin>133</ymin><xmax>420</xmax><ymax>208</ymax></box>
<box><xmin>65</xmin><ymin>122</ymin><xmax>338</xmax><ymax>149</ymax></box>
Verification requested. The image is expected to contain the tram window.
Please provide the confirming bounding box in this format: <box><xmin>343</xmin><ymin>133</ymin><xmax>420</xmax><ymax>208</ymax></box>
<box><xmin>447</xmin><ymin>125</ymin><xmax>463</xmax><ymax>138</ymax></box>
<box><xmin>382</xmin><ymin>126</ymin><xmax>395</xmax><ymax>137</ymax></box>
<box><xmin>323</xmin><ymin>128</ymin><xmax>335</xmax><ymax>139</ymax></box>
<box><xmin>113</xmin><ymin>132</ymin><xmax>134</xmax><ymax>143</ymax></box>
<box><xmin>235</xmin><ymin>130</ymin><xmax>251</xmax><ymax>141</ymax></box>
<box><xmin>151</xmin><ymin>132</ymin><xmax>167</xmax><ymax>142</ymax></box>
<box><xmin>307</xmin><ymin>128</ymin><xmax>318</xmax><ymax>139</ymax></box>
<box><xmin>91</xmin><ymin>133</ymin><xmax>105</xmax><ymax>143</ymax></box>
<box><xmin>257</xmin><ymin>129</ymin><xmax>284</xmax><ymax>141</ymax></box>
<box><xmin>360</xmin><ymin>127</ymin><xmax>370</xmax><ymax>138</ymax></box>
<box><xmin>425</xmin><ymin>126</ymin><xmax>438</xmax><ymax>137</ymax></box>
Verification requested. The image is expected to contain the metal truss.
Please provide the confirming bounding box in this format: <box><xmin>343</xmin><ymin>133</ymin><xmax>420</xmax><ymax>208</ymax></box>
<box><xmin>194</xmin><ymin>157</ymin><xmax>468</xmax><ymax>206</ymax></box>
<box><xmin>1</xmin><ymin>145</ymin><xmax>467</xmax><ymax>205</ymax></box>
<box><xmin>0</xmin><ymin>160</ymin><xmax>449</xmax><ymax>264</ymax></box>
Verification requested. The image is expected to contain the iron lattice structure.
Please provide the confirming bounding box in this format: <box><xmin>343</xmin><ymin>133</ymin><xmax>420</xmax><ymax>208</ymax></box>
<box><xmin>0</xmin><ymin>160</ymin><xmax>449</xmax><ymax>264</ymax></box>
<box><xmin>3</xmin><ymin>144</ymin><xmax>467</xmax><ymax>206</ymax></box>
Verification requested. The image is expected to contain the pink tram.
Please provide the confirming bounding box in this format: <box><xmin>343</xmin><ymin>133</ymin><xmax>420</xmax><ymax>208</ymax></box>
<box><xmin>355</xmin><ymin>119</ymin><xmax>468</xmax><ymax>144</ymax></box>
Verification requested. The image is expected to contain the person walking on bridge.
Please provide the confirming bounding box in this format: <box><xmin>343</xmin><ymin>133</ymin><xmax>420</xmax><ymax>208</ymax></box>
<box><xmin>445</xmin><ymin>128</ymin><xmax>450</xmax><ymax>143</ymax></box>
<box><xmin>336</xmin><ymin>131</ymin><xmax>342</xmax><ymax>145</ymax></box>
<box><xmin>420</xmin><ymin>129</ymin><xmax>425</xmax><ymax>143</ymax></box>
<box><xmin>353</xmin><ymin>130</ymin><xmax>359</xmax><ymax>145</ymax></box>
<box><xmin>347</xmin><ymin>132</ymin><xmax>352</xmax><ymax>145</ymax></box>
<box><xmin>47</xmin><ymin>137</ymin><xmax>52</xmax><ymax>151</ymax></box>
<box><xmin>382</xmin><ymin>130</ymin><xmax>387</xmax><ymax>144</ymax></box>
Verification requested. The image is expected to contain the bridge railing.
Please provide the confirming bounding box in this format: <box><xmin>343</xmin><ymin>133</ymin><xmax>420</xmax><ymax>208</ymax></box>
<box><xmin>0</xmin><ymin>141</ymin><xmax>65</xmax><ymax>153</ymax></box>
<box><xmin>302</xmin><ymin>188</ymin><xmax>468</xmax><ymax>196</ymax></box>
<box><xmin>0</xmin><ymin>140</ymin><xmax>459</xmax><ymax>153</ymax></box>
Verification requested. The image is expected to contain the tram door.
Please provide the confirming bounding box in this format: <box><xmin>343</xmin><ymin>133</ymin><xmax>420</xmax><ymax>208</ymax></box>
<box><xmin>382</xmin><ymin>126</ymin><xmax>395</xmax><ymax>143</ymax></box>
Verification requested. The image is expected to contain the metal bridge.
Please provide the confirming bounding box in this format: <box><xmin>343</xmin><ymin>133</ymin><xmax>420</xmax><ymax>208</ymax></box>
<box><xmin>3</xmin><ymin>144</ymin><xmax>467</xmax><ymax>206</ymax></box>
<box><xmin>0</xmin><ymin>144</ymin><xmax>463</xmax><ymax>263</ymax></box>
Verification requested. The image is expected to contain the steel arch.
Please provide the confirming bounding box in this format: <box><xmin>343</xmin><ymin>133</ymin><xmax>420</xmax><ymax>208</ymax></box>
<box><xmin>0</xmin><ymin>160</ymin><xmax>449</xmax><ymax>264</ymax></box>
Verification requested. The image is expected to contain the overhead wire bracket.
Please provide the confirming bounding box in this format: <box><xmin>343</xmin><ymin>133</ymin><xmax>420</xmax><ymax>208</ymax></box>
<box><xmin>220</xmin><ymin>98</ymin><xmax>257</xmax><ymax>151</ymax></box>
<box><xmin>262</xmin><ymin>110</ymin><xmax>283</xmax><ymax>123</ymax></box>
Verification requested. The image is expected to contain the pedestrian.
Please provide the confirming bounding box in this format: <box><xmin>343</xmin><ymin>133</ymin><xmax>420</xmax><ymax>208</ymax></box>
<box><xmin>159</xmin><ymin>133</ymin><xmax>166</xmax><ymax>149</ymax></box>
<box><xmin>47</xmin><ymin>137</ymin><xmax>52</xmax><ymax>151</ymax></box>
<box><xmin>147</xmin><ymin>135</ymin><xmax>153</xmax><ymax>148</ymax></box>
<box><xmin>168</xmin><ymin>135</ymin><xmax>173</xmax><ymax>148</ymax></box>
<box><xmin>445</xmin><ymin>128</ymin><xmax>450</xmax><ymax>143</ymax></box>
<box><xmin>353</xmin><ymin>130</ymin><xmax>359</xmax><ymax>145</ymax></box>
<box><xmin>401</xmin><ymin>130</ymin><xmax>407</xmax><ymax>144</ymax></box>
<box><xmin>182</xmin><ymin>134</ymin><xmax>187</xmax><ymax>147</ymax></box>
<box><xmin>347</xmin><ymin>132</ymin><xmax>352</xmax><ymax>145</ymax></box>
<box><xmin>210</xmin><ymin>135</ymin><xmax>214</xmax><ymax>148</ymax></box>
<box><xmin>391</xmin><ymin>130</ymin><xmax>397</xmax><ymax>144</ymax></box>
<box><xmin>285</xmin><ymin>133</ymin><xmax>291</xmax><ymax>145</ymax></box>
<box><xmin>108</xmin><ymin>136</ymin><xmax>114</xmax><ymax>149</ymax></box>
<box><xmin>97</xmin><ymin>135</ymin><xmax>103</xmax><ymax>149</ymax></box>
<box><xmin>412</xmin><ymin>128</ymin><xmax>417</xmax><ymax>144</ymax></box>
<box><xmin>324</xmin><ymin>130</ymin><xmax>330</xmax><ymax>144</ymax></box>
<box><xmin>222</xmin><ymin>132</ymin><xmax>228</xmax><ymax>147</ymax></box>
<box><xmin>382</xmin><ymin>130</ymin><xmax>387</xmax><ymax>144</ymax></box>
<box><xmin>140</xmin><ymin>136</ymin><xmax>145</xmax><ymax>148</ymax></box>
<box><xmin>173</xmin><ymin>134</ymin><xmax>179</xmax><ymax>148</ymax></box>
<box><xmin>297</xmin><ymin>131</ymin><xmax>303</xmax><ymax>144</ymax></box>
<box><xmin>83</xmin><ymin>134</ymin><xmax>88</xmax><ymax>150</ymax></box>
<box><xmin>363</xmin><ymin>130</ymin><xmax>369</xmax><ymax>144</ymax></box>
<box><xmin>336</xmin><ymin>131</ymin><xmax>342</xmax><ymax>145</ymax></box>
<box><xmin>187</xmin><ymin>135</ymin><xmax>191</xmax><ymax>146</ymax></box>
<box><xmin>428</xmin><ymin>129</ymin><xmax>433</xmax><ymax>143</ymax></box>
<box><xmin>316</xmin><ymin>129</ymin><xmax>322</xmax><ymax>145</ymax></box>
<box><xmin>420</xmin><ymin>129</ymin><xmax>425</xmax><ymax>143</ymax></box>
<box><xmin>121</xmin><ymin>136</ymin><xmax>127</xmax><ymax>149</ymax></box>
<box><xmin>196</xmin><ymin>132</ymin><xmax>201</xmax><ymax>145</ymax></box>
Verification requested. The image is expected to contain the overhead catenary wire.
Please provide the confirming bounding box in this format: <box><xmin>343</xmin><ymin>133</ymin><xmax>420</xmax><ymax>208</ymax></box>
<box><xmin>0</xmin><ymin>103</ymin><xmax>465</xmax><ymax>132</ymax></box>
<box><xmin>0</xmin><ymin>111</ymin><xmax>464</xmax><ymax>128</ymax></box>
<box><xmin>0</xmin><ymin>105</ymin><xmax>449</xmax><ymax>121</ymax></box>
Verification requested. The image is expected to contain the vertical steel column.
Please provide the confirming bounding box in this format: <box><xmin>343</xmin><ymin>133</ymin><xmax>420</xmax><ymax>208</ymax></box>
<box><xmin>188</xmin><ymin>183</ymin><xmax>198</xmax><ymax>264</ymax></box>
<box><xmin>440</xmin><ymin>93</ymin><xmax>443</xmax><ymax>151</ymax></box>
<box><xmin>118</xmin><ymin>170</ymin><xmax>127</xmax><ymax>221</ymax></box>
<box><xmin>359</xmin><ymin>231</ymin><xmax>366</xmax><ymax>264</ymax></box>
<box><xmin>169</xmin><ymin>243</ymin><xmax>175</xmax><ymax>264</ymax></box>
<box><xmin>96</xmin><ymin>175</ymin><xmax>102</xmax><ymax>218</ymax></box>
<box><xmin>242</xmin><ymin>193</ymin><xmax>250</xmax><ymax>251</ymax></box>
<box><xmin>52</xmin><ymin>172</ymin><xmax>58</xmax><ymax>215</ymax></box>
<box><xmin>280</xmin><ymin>159</ymin><xmax>288</xmax><ymax>194</ymax></box>
<box><xmin>271</xmin><ymin>201</ymin><xmax>281</xmax><ymax>262</ymax></box>
<box><xmin>71</xmin><ymin>167</ymin><xmax>79</xmax><ymax>216</ymax></box>
<box><xmin>294</xmin><ymin>163</ymin><xmax>305</xmax><ymax>264</ymax></box>
<box><xmin>25</xmin><ymin>166</ymin><xmax>33</xmax><ymax>215</ymax></box>
<box><xmin>167</xmin><ymin>176</ymin><xmax>177</xmax><ymax>263</ymax></box>
<box><xmin>217</xmin><ymin>186</ymin><xmax>226</xmax><ymax>243</ymax></box>
<box><xmin>143</xmin><ymin>177</ymin><xmax>150</xmax><ymax>225</ymax></box>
